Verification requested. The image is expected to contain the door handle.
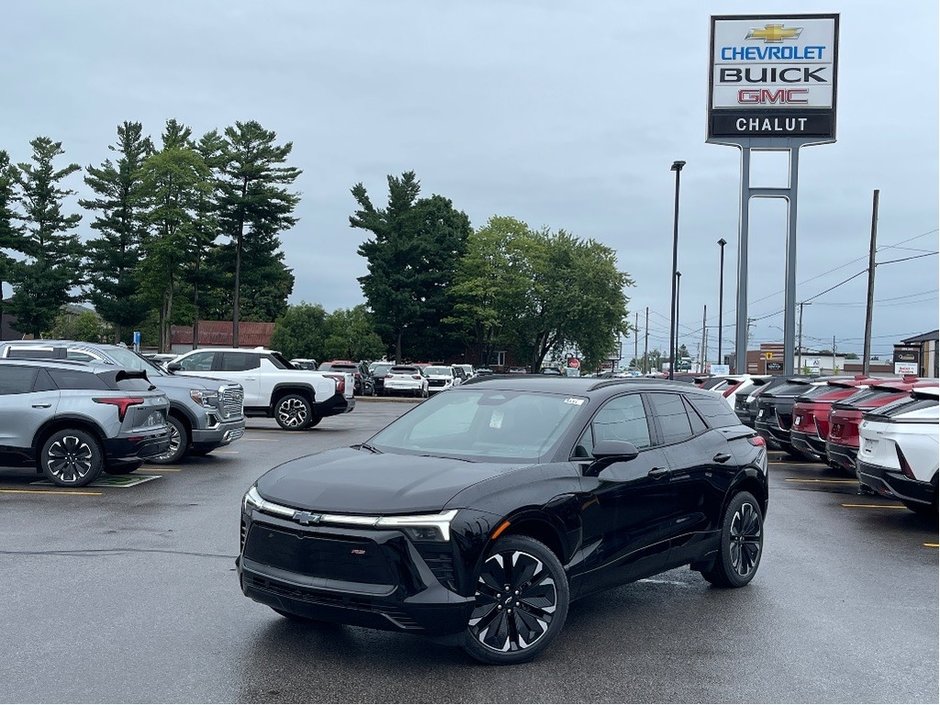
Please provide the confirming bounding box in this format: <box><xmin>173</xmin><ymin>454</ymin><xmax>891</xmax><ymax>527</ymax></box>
<box><xmin>713</xmin><ymin>452</ymin><xmax>732</xmax><ymax>463</ymax></box>
<box><xmin>32</xmin><ymin>403</ymin><xmax>52</xmax><ymax>409</ymax></box>
<box><xmin>648</xmin><ymin>466</ymin><xmax>669</xmax><ymax>479</ymax></box>
<box><xmin>243</xmin><ymin>377</ymin><xmax>256</xmax><ymax>381</ymax></box>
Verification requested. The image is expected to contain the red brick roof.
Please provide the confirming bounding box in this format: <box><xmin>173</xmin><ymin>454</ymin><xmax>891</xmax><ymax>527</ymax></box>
<box><xmin>171</xmin><ymin>321</ymin><xmax>275</xmax><ymax>348</ymax></box>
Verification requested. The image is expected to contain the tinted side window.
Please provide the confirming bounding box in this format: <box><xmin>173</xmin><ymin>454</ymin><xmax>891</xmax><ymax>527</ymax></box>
<box><xmin>179</xmin><ymin>352</ymin><xmax>215</xmax><ymax>372</ymax></box>
<box><xmin>49</xmin><ymin>369</ymin><xmax>109</xmax><ymax>390</ymax></box>
<box><xmin>114</xmin><ymin>376</ymin><xmax>155</xmax><ymax>391</ymax></box>
<box><xmin>648</xmin><ymin>393</ymin><xmax>693</xmax><ymax>445</ymax></box>
<box><xmin>67</xmin><ymin>350</ymin><xmax>98</xmax><ymax>363</ymax></box>
<box><xmin>689</xmin><ymin>394</ymin><xmax>742</xmax><ymax>428</ymax></box>
<box><xmin>584</xmin><ymin>394</ymin><xmax>651</xmax><ymax>452</ymax></box>
<box><xmin>684</xmin><ymin>397</ymin><xmax>708</xmax><ymax>435</ymax></box>
<box><xmin>0</xmin><ymin>366</ymin><xmax>40</xmax><ymax>394</ymax></box>
<box><xmin>219</xmin><ymin>353</ymin><xmax>260</xmax><ymax>371</ymax></box>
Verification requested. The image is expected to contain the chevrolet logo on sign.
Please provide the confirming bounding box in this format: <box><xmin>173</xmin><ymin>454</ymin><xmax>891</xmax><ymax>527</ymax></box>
<box><xmin>746</xmin><ymin>24</ymin><xmax>802</xmax><ymax>42</ymax></box>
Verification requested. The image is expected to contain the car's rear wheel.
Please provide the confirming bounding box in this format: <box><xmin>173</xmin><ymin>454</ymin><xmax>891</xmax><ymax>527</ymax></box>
<box><xmin>274</xmin><ymin>394</ymin><xmax>312</xmax><ymax>430</ymax></box>
<box><xmin>463</xmin><ymin>535</ymin><xmax>569</xmax><ymax>665</ymax></box>
<box><xmin>702</xmin><ymin>491</ymin><xmax>764</xmax><ymax>588</ymax></box>
<box><xmin>150</xmin><ymin>415</ymin><xmax>188</xmax><ymax>465</ymax></box>
<box><xmin>39</xmin><ymin>429</ymin><xmax>104</xmax><ymax>487</ymax></box>
<box><xmin>307</xmin><ymin>415</ymin><xmax>322</xmax><ymax>428</ymax></box>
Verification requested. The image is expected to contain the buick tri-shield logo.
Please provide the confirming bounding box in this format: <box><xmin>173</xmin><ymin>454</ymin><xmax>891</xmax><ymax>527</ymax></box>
<box><xmin>293</xmin><ymin>510</ymin><xmax>322</xmax><ymax>526</ymax></box>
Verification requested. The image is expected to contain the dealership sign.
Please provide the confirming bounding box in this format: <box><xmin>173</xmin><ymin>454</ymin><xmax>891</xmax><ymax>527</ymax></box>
<box><xmin>708</xmin><ymin>14</ymin><xmax>839</xmax><ymax>140</ymax></box>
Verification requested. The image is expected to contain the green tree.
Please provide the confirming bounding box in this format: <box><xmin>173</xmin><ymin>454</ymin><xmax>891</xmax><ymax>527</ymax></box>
<box><xmin>844</xmin><ymin>352</ymin><xmax>859</xmax><ymax>360</ymax></box>
<box><xmin>0</xmin><ymin>150</ymin><xmax>21</xmax><ymax>337</ymax></box>
<box><xmin>323</xmin><ymin>305</ymin><xmax>386</xmax><ymax>361</ymax></box>
<box><xmin>218</xmin><ymin>121</ymin><xmax>301</xmax><ymax>344</ymax></box>
<box><xmin>49</xmin><ymin>308</ymin><xmax>108</xmax><ymax>342</ymax></box>
<box><xmin>270</xmin><ymin>302</ymin><xmax>329</xmax><ymax>361</ymax></box>
<box><xmin>79</xmin><ymin>121</ymin><xmax>154</xmax><ymax>343</ymax></box>
<box><xmin>8</xmin><ymin>137</ymin><xmax>83</xmax><ymax>336</ymax></box>
<box><xmin>350</xmin><ymin>171</ymin><xmax>471</xmax><ymax>361</ymax></box>
<box><xmin>138</xmin><ymin>120</ymin><xmax>210</xmax><ymax>351</ymax></box>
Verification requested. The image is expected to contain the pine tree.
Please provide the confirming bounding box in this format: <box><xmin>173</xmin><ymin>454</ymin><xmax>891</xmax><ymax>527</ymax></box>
<box><xmin>218</xmin><ymin>121</ymin><xmax>300</xmax><ymax>344</ymax></box>
<box><xmin>9</xmin><ymin>137</ymin><xmax>82</xmax><ymax>336</ymax></box>
<box><xmin>79</xmin><ymin>121</ymin><xmax>154</xmax><ymax>342</ymax></box>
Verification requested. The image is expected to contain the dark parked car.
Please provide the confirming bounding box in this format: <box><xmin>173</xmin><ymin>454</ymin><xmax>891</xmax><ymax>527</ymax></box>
<box><xmin>369</xmin><ymin>362</ymin><xmax>395</xmax><ymax>395</ymax></box>
<box><xmin>754</xmin><ymin>376</ymin><xmax>833</xmax><ymax>456</ymax></box>
<box><xmin>318</xmin><ymin>360</ymin><xmax>374</xmax><ymax>396</ymax></box>
<box><xmin>238</xmin><ymin>376</ymin><xmax>768</xmax><ymax>664</ymax></box>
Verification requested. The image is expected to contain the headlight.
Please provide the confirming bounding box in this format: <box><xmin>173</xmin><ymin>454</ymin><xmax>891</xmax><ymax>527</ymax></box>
<box><xmin>375</xmin><ymin>509</ymin><xmax>459</xmax><ymax>542</ymax></box>
<box><xmin>242</xmin><ymin>486</ymin><xmax>263</xmax><ymax>513</ymax></box>
<box><xmin>190</xmin><ymin>389</ymin><xmax>219</xmax><ymax>408</ymax></box>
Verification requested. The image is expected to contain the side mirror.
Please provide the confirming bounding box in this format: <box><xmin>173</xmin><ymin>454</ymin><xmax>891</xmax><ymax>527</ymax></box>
<box><xmin>585</xmin><ymin>440</ymin><xmax>640</xmax><ymax>476</ymax></box>
<box><xmin>167</xmin><ymin>362</ymin><xmax>183</xmax><ymax>372</ymax></box>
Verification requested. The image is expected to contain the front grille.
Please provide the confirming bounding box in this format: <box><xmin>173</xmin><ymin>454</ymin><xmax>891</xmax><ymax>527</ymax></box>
<box><xmin>244</xmin><ymin>574</ymin><xmax>421</xmax><ymax>630</ymax></box>
<box><xmin>240</xmin><ymin>518</ymin><xmax>248</xmax><ymax>552</ymax></box>
<box><xmin>220</xmin><ymin>386</ymin><xmax>244</xmax><ymax>418</ymax></box>
<box><xmin>427</xmin><ymin>379</ymin><xmax>447</xmax><ymax>388</ymax></box>
<box><xmin>243</xmin><ymin>524</ymin><xmax>395</xmax><ymax>584</ymax></box>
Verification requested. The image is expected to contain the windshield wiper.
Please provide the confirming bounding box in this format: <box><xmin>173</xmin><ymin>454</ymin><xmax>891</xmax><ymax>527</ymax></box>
<box><xmin>417</xmin><ymin>453</ymin><xmax>473</xmax><ymax>462</ymax></box>
<box><xmin>358</xmin><ymin>443</ymin><xmax>382</xmax><ymax>454</ymax></box>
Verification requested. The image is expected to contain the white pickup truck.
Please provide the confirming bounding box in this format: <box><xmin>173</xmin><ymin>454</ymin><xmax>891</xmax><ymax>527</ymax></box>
<box><xmin>169</xmin><ymin>348</ymin><xmax>355</xmax><ymax>430</ymax></box>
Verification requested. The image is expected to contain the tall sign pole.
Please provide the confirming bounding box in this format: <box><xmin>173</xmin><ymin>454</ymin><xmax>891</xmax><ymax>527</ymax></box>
<box><xmin>862</xmin><ymin>189</ymin><xmax>880</xmax><ymax>375</ymax></box>
<box><xmin>707</xmin><ymin>14</ymin><xmax>840</xmax><ymax>375</ymax></box>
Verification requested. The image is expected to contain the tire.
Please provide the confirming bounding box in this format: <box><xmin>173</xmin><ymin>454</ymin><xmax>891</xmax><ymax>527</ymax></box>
<box><xmin>189</xmin><ymin>448</ymin><xmax>214</xmax><ymax>457</ymax></box>
<box><xmin>105</xmin><ymin>460</ymin><xmax>142</xmax><ymax>475</ymax></box>
<box><xmin>149</xmin><ymin>415</ymin><xmax>189</xmax><ymax>465</ymax></box>
<box><xmin>39</xmin><ymin>429</ymin><xmax>104</xmax><ymax>487</ymax></box>
<box><xmin>274</xmin><ymin>393</ymin><xmax>313</xmax><ymax>430</ymax></box>
<box><xmin>307</xmin><ymin>415</ymin><xmax>322</xmax><ymax>428</ymax></box>
<box><xmin>462</xmin><ymin>535</ymin><xmax>569</xmax><ymax>665</ymax></box>
<box><xmin>701</xmin><ymin>491</ymin><xmax>764</xmax><ymax>589</ymax></box>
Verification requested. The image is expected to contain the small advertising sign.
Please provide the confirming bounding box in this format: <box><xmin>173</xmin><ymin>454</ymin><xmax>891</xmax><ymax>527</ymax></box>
<box><xmin>708</xmin><ymin>14</ymin><xmax>839</xmax><ymax>141</ymax></box>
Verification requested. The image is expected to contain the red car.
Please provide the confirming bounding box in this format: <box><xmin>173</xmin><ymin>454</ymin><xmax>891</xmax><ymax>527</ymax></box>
<box><xmin>826</xmin><ymin>378</ymin><xmax>929</xmax><ymax>472</ymax></box>
<box><xmin>790</xmin><ymin>377</ymin><xmax>884</xmax><ymax>459</ymax></box>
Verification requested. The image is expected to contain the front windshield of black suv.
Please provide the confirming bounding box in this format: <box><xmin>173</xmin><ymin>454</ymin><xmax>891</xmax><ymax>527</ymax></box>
<box><xmin>368</xmin><ymin>388</ymin><xmax>586</xmax><ymax>462</ymax></box>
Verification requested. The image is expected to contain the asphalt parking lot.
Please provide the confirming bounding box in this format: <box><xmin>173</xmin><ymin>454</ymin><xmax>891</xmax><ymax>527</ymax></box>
<box><xmin>0</xmin><ymin>400</ymin><xmax>936</xmax><ymax>703</ymax></box>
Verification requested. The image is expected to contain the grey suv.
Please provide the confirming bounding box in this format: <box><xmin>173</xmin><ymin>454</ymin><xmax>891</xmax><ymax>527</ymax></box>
<box><xmin>0</xmin><ymin>359</ymin><xmax>171</xmax><ymax>487</ymax></box>
<box><xmin>0</xmin><ymin>341</ymin><xmax>245</xmax><ymax>464</ymax></box>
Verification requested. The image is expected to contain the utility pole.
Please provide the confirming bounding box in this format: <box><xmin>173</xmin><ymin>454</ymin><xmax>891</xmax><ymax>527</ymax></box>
<box><xmin>643</xmin><ymin>307</ymin><xmax>649</xmax><ymax>374</ymax></box>
<box><xmin>700</xmin><ymin>304</ymin><xmax>707</xmax><ymax>373</ymax></box>
<box><xmin>634</xmin><ymin>311</ymin><xmax>639</xmax><ymax>369</ymax></box>
<box><xmin>798</xmin><ymin>301</ymin><xmax>811</xmax><ymax>373</ymax></box>
<box><xmin>717</xmin><ymin>237</ymin><xmax>727</xmax><ymax>366</ymax></box>
<box><xmin>668</xmin><ymin>160</ymin><xmax>686</xmax><ymax>381</ymax></box>
<box><xmin>833</xmin><ymin>335</ymin><xmax>837</xmax><ymax>373</ymax></box>
<box><xmin>862</xmin><ymin>189</ymin><xmax>880</xmax><ymax>375</ymax></box>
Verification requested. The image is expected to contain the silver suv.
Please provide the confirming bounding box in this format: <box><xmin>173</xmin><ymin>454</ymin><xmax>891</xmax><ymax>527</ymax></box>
<box><xmin>0</xmin><ymin>359</ymin><xmax>171</xmax><ymax>487</ymax></box>
<box><xmin>0</xmin><ymin>341</ymin><xmax>245</xmax><ymax>464</ymax></box>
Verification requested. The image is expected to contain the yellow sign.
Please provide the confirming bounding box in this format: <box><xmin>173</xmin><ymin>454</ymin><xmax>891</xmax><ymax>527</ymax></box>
<box><xmin>764</xmin><ymin>351</ymin><xmax>774</xmax><ymax>360</ymax></box>
<box><xmin>746</xmin><ymin>24</ymin><xmax>803</xmax><ymax>43</ymax></box>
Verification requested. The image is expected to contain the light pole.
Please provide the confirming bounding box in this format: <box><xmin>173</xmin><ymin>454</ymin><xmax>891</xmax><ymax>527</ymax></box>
<box><xmin>798</xmin><ymin>301</ymin><xmax>811</xmax><ymax>373</ymax></box>
<box><xmin>668</xmin><ymin>160</ymin><xmax>686</xmax><ymax>381</ymax></box>
<box><xmin>674</xmin><ymin>270</ymin><xmax>682</xmax><ymax>376</ymax></box>
<box><xmin>717</xmin><ymin>237</ymin><xmax>727</xmax><ymax>368</ymax></box>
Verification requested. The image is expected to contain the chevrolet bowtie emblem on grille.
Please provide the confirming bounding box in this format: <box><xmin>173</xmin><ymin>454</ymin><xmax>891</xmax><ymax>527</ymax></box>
<box><xmin>293</xmin><ymin>510</ymin><xmax>322</xmax><ymax>526</ymax></box>
<box><xmin>746</xmin><ymin>24</ymin><xmax>803</xmax><ymax>42</ymax></box>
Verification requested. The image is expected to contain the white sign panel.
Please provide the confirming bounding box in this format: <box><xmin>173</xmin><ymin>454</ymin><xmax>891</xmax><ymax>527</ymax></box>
<box><xmin>708</xmin><ymin>14</ymin><xmax>839</xmax><ymax>141</ymax></box>
<box><xmin>894</xmin><ymin>362</ymin><xmax>918</xmax><ymax>375</ymax></box>
<box><xmin>710</xmin><ymin>364</ymin><xmax>730</xmax><ymax>376</ymax></box>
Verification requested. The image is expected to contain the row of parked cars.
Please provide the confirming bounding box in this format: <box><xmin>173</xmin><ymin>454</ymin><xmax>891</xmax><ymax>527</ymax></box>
<box><xmin>0</xmin><ymin>341</ymin><xmax>362</xmax><ymax>486</ymax></box>
<box><xmin>712</xmin><ymin>372</ymin><xmax>938</xmax><ymax>516</ymax></box>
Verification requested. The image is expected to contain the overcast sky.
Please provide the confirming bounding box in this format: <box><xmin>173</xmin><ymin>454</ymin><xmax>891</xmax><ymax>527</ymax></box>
<box><xmin>1</xmin><ymin>0</ymin><xmax>937</xmax><ymax>358</ymax></box>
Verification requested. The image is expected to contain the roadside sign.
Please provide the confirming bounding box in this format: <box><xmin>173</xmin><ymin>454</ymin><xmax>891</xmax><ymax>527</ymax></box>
<box><xmin>764</xmin><ymin>351</ymin><xmax>774</xmax><ymax>360</ymax></box>
<box><xmin>894</xmin><ymin>362</ymin><xmax>918</xmax><ymax>375</ymax></box>
<box><xmin>567</xmin><ymin>357</ymin><xmax>581</xmax><ymax>369</ymax></box>
<box><xmin>711</xmin><ymin>364</ymin><xmax>730</xmax><ymax>375</ymax></box>
<box><xmin>133</xmin><ymin>330</ymin><xmax>141</xmax><ymax>352</ymax></box>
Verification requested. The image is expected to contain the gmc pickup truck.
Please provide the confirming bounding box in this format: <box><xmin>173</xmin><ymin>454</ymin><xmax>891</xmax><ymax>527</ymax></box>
<box><xmin>169</xmin><ymin>348</ymin><xmax>354</xmax><ymax>430</ymax></box>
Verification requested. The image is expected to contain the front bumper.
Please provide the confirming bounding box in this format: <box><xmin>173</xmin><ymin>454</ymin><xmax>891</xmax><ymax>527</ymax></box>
<box><xmin>383</xmin><ymin>382</ymin><xmax>423</xmax><ymax>394</ymax></box>
<box><xmin>192</xmin><ymin>417</ymin><xmax>246</xmax><ymax>449</ymax></box>
<box><xmin>826</xmin><ymin>440</ymin><xmax>858</xmax><ymax>472</ymax></box>
<box><xmin>104</xmin><ymin>428</ymin><xmax>172</xmax><ymax>461</ymax></box>
<box><xmin>857</xmin><ymin>460</ymin><xmax>936</xmax><ymax>507</ymax></box>
<box><xmin>313</xmin><ymin>393</ymin><xmax>356</xmax><ymax>417</ymax></box>
<box><xmin>791</xmin><ymin>430</ymin><xmax>826</xmax><ymax>457</ymax></box>
<box><xmin>238</xmin><ymin>514</ymin><xmax>474</xmax><ymax>635</ymax></box>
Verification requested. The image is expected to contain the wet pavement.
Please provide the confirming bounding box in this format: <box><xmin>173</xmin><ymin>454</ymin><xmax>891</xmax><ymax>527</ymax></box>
<box><xmin>1</xmin><ymin>400</ymin><xmax>936</xmax><ymax>703</ymax></box>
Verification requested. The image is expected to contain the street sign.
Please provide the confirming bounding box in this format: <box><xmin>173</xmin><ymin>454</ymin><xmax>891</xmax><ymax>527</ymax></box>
<box><xmin>894</xmin><ymin>362</ymin><xmax>918</xmax><ymax>375</ymax></box>
<box><xmin>567</xmin><ymin>357</ymin><xmax>581</xmax><ymax>369</ymax></box>
<box><xmin>133</xmin><ymin>330</ymin><xmax>141</xmax><ymax>352</ymax></box>
<box><xmin>710</xmin><ymin>364</ymin><xmax>730</xmax><ymax>375</ymax></box>
<box><xmin>708</xmin><ymin>14</ymin><xmax>840</xmax><ymax>141</ymax></box>
<box><xmin>764</xmin><ymin>351</ymin><xmax>774</xmax><ymax>360</ymax></box>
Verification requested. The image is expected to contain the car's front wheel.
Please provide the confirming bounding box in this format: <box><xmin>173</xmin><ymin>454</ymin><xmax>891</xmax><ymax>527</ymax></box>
<box><xmin>39</xmin><ymin>429</ymin><xmax>104</xmax><ymax>487</ymax></box>
<box><xmin>274</xmin><ymin>394</ymin><xmax>312</xmax><ymax>430</ymax></box>
<box><xmin>463</xmin><ymin>535</ymin><xmax>569</xmax><ymax>665</ymax></box>
<box><xmin>701</xmin><ymin>490</ymin><xmax>764</xmax><ymax>588</ymax></box>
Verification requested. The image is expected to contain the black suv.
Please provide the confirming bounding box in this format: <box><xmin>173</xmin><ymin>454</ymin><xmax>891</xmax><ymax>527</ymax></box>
<box><xmin>238</xmin><ymin>376</ymin><xmax>768</xmax><ymax>664</ymax></box>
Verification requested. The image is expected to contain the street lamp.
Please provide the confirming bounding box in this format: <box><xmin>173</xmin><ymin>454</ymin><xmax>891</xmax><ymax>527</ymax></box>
<box><xmin>668</xmin><ymin>160</ymin><xmax>686</xmax><ymax>381</ymax></box>
<box><xmin>798</xmin><ymin>301</ymin><xmax>812</xmax><ymax>372</ymax></box>
<box><xmin>717</xmin><ymin>237</ymin><xmax>727</xmax><ymax>368</ymax></box>
<box><xmin>674</xmin><ymin>270</ymin><xmax>682</xmax><ymax>376</ymax></box>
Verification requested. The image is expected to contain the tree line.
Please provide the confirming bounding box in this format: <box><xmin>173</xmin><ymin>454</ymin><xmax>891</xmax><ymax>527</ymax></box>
<box><xmin>0</xmin><ymin>120</ymin><xmax>300</xmax><ymax>351</ymax></box>
<box><xmin>273</xmin><ymin>171</ymin><xmax>633</xmax><ymax>372</ymax></box>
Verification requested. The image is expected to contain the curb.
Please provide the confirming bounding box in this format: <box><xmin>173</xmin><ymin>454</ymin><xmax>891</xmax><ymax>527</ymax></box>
<box><xmin>355</xmin><ymin>395</ymin><xmax>423</xmax><ymax>404</ymax></box>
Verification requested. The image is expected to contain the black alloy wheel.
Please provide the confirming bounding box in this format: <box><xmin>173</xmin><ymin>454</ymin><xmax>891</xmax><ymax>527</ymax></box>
<box><xmin>40</xmin><ymin>429</ymin><xmax>104</xmax><ymax>487</ymax></box>
<box><xmin>463</xmin><ymin>535</ymin><xmax>569</xmax><ymax>665</ymax></box>
<box><xmin>702</xmin><ymin>490</ymin><xmax>764</xmax><ymax>588</ymax></box>
<box><xmin>274</xmin><ymin>394</ymin><xmax>312</xmax><ymax>430</ymax></box>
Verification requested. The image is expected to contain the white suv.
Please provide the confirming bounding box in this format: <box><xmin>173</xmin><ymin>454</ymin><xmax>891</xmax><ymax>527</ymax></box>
<box><xmin>170</xmin><ymin>348</ymin><xmax>355</xmax><ymax>430</ymax></box>
<box><xmin>857</xmin><ymin>388</ymin><xmax>939</xmax><ymax>516</ymax></box>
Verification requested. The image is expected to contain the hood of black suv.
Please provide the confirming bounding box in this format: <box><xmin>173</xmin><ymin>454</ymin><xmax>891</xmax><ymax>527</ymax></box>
<box><xmin>255</xmin><ymin>447</ymin><xmax>519</xmax><ymax>515</ymax></box>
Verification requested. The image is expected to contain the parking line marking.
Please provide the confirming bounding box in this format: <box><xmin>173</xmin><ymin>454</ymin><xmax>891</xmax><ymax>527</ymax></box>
<box><xmin>840</xmin><ymin>503</ymin><xmax>906</xmax><ymax>509</ymax></box>
<box><xmin>0</xmin><ymin>488</ymin><xmax>102</xmax><ymax>496</ymax></box>
<box><xmin>146</xmin><ymin>467</ymin><xmax>182</xmax><ymax>472</ymax></box>
<box><xmin>784</xmin><ymin>478</ymin><xmax>859</xmax><ymax>484</ymax></box>
<box><xmin>213</xmin><ymin>451</ymin><xmax>239</xmax><ymax>455</ymax></box>
<box><xmin>923</xmin><ymin>543</ymin><xmax>939</xmax><ymax>548</ymax></box>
